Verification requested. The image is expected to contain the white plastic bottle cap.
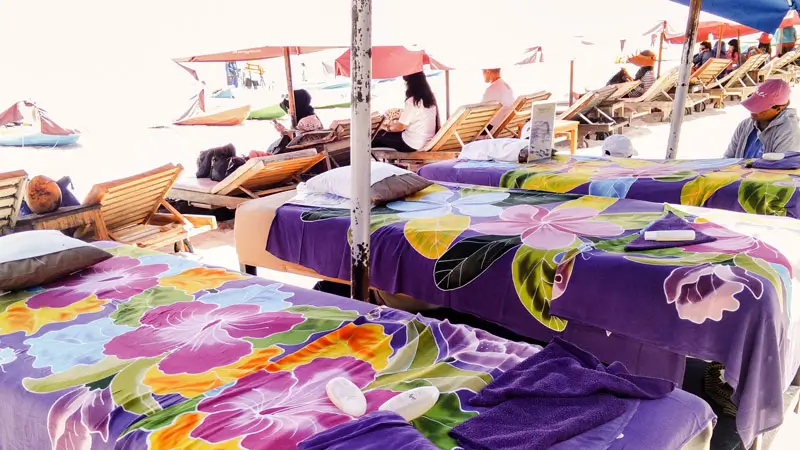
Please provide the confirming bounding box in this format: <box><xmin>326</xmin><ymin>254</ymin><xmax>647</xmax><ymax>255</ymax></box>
<box><xmin>378</xmin><ymin>386</ymin><xmax>440</xmax><ymax>421</ymax></box>
<box><xmin>326</xmin><ymin>377</ymin><xmax>367</xmax><ymax>417</ymax></box>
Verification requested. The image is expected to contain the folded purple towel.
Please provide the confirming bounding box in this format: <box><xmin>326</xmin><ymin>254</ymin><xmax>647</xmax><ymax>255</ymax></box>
<box><xmin>624</xmin><ymin>211</ymin><xmax>716</xmax><ymax>251</ymax></box>
<box><xmin>750</xmin><ymin>152</ymin><xmax>800</xmax><ymax>170</ymax></box>
<box><xmin>298</xmin><ymin>411</ymin><xmax>439</xmax><ymax>450</ymax></box>
<box><xmin>449</xmin><ymin>338</ymin><xmax>675</xmax><ymax>450</ymax></box>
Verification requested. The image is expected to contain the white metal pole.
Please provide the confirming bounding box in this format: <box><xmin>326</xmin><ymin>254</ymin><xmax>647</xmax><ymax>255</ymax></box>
<box><xmin>350</xmin><ymin>0</ymin><xmax>372</xmax><ymax>301</ymax></box>
<box><xmin>665</xmin><ymin>0</ymin><xmax>702</xmax><ymax>160</ymax></box>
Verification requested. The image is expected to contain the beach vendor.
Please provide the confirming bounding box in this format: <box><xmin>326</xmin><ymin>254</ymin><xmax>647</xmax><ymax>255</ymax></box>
<box><xmin>724</xmin><ymin>79</ymin><xmax>800</xmax><ymax>158</ymax></box>
<box><xmin>480</xmin><ymin>68</ymin><xmax>515</xmax><ymax>132</ymax></box>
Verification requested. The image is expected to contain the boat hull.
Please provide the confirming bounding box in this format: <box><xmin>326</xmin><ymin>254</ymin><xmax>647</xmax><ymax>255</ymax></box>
<box><xmin>0</xmin><ymin>130</ymin><xmax>81</xmax><ymax>147</ymax></box>
<box><xmin>175</xmin><ymin>104</ymin><xmax>251</xmax><ymax>126</ymax></box>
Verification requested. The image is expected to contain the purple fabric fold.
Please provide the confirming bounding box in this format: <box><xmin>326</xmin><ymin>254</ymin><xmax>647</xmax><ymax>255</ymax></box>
<box><xmin>624</xmin><ymin>211</ymin><xmax>716</xmax><ymax>251</ymax></box>
<box><xmin>298</xmin><ymin>411</ymin><xmax>439</xmax><ymax>450</ymax></box>
<box><xmin>449</xmin><ymin>338</ymin><xmax>675</xmax><ymax>450</ymax></box>
<box><xmin>750</xmin><ymin>152</ymin><xmax>800</xmax><ymax>170</ymax></box>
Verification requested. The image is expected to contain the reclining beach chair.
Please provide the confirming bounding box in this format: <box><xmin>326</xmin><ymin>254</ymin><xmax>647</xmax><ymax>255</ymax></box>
<box><xmin>758</xmin><ymin>50</ymin><xmax>800</xmax><ymax>83</ymax></box>
<box><xmin>707</xmin><ymin>54</ymin><xmax>770</xmax><ymax>106</ymax></box>
<box><xmin>285</xmin><ymin>113</ymin><xmax>385</xmax><ymax>168</ymax></box>
<box><xmin>372</xmin><ymin>101</ymin><xmax>501</xmax><ymax>171</ymax></box>
<box><xmin>558</xmin><ymin>86</ymin><xmax>629</xmax><ymax>147</ymax></box>
<box><xmin>689</xmin><ymin>58</ymin><xmax>732</xmax><ymax>95</ymax></box>
<box><xmin>0</xmin><ymin>170</ymin><xmax>27</xmax><ymax>235</ymax></box>
<box><xmin>84</xmin><ymin>164</ymin><xmax>216</xmax><ymax>251</ymax></box>
<box><xmin>490</xmin><ymin>91</ymin><xmax>553</xmax><ymax>138</ymax></box>
<box><xmin>169</xmin><ymin>149</ymin><xmax>325</xmax><ymax>209</ymax></box>
<box><xmin>621</xmin><ymin>67</ymin><xmax>709</xmax><ymax>122</ymax></box>
<box><xmin>598</xmin><ymin>80</ymin><xmax>640</xmax><ymax>116</ymax></box>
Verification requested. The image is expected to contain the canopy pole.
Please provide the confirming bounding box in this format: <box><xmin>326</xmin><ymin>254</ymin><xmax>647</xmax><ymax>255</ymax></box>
<box><xmin>657</xmin><ymin>20</ymin><xmax>666</xmax><ymax>78</ymax></box>
<box><xmin>445</xmin><ymin>70</ymin><xmax>451</xmax><ymax>118</ymax></box>
<box><xmin>349</xmin><ymin>0</ymin><xmax>372</xmax><ymax>301</ymax></box>
<box><xmin>283</xmin><ymin>47</ymin><xmax>297</xmax><ymax>127</ymax></box>
<box><xmin>665</xmin><ymin>0</ymin><xmax>702</xmax><ymax>160</ymax></box>
<box><xmin>779</xmin><ymin>28</ymin><xmax>784</xmax><ymax>56</ymax></box>
<box><xmin>716</xmin><ymin>25</ymin><xmax>723</xmax><ymax>57</ymax></box>
<box><xmin>569</xmin><ymin>59</ymin><xmax>575</xmax><ymax>106</ymax></box>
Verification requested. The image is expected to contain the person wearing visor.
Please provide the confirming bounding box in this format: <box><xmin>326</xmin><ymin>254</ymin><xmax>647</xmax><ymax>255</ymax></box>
<box><xmin>724</xmin><ymin>79</ymin><xmax>800</xmax><ymax>158</ymax></box>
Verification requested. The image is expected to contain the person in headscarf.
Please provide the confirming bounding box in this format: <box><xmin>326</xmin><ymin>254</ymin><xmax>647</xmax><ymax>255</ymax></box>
<box><xmin>274</xmin><ymin>89</ymin><xmax>324</xmax><ymax>134</ymax></box>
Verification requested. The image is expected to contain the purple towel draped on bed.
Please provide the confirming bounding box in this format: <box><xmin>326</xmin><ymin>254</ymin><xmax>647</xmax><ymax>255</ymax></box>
<box><xmin>449</xmin><ymin>338</ymin><xmax>676</xmax><ymax>450</ymax></box>
<box><xmin>750</xmin><ymin>152</ymin><xmax>800</xmax><ymax>170</ymax></box>
<box><xmin>624</xmin><ymin>211</ymin><xmax>716</xmax><ymax>251</ymax></box>
<box><xmin>298</xmin><ymin>411</ymin><xmax>438</xmax><ymax>450</ymax></box>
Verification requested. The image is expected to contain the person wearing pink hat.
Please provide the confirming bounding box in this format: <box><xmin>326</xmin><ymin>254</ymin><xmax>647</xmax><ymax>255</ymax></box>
<box><xmin>724</xmin><ymin>79</ymin><xmax>800</xmax><ymax>158</ymax></box>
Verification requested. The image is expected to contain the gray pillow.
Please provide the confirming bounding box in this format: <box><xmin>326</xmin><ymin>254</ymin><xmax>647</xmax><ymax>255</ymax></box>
<box><xmin>371</xmin><ymin>173</ymin><xmax>433</xmax><ymax>205</ymax></box>
<box><xmin>0</xmin><ymin>231</ymin><xmax>113</xmax><ymax>292</ymax></box>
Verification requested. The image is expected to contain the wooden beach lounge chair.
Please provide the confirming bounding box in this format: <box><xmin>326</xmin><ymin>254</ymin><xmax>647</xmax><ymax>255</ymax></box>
<box><xmin>758</xmin><ymin>50</ymin><xmax>800</xmax><ymax>83</ymax></box>
<box><xmin>689</xmin><ymin>58</ymin><xmax>732</xmax><ymax>94</ymax></box>
<box><xmin>169</xmin><ymin>149</ymin><xmax>325</xmax><ymax>209</ymax></box>
<box><xmin>489</xmin><ymin>91</ymin><xmax>553</xmax><ymax>138</ymax></box>
<box><xmin>83</xmin><ymin>164</ymin><xmax>216</xmax><ymax>251</ymax></box>
<box><xmin>707</xmin><ymin>53</ymin><xmax>770</xmax><ymax>106</ymax></box>
<box><xmin>558</xmin><ymin>86</ymin><xmax>629</xmax><ymax>147</ymax></box>
<box><xmin>598</xmin><ymin>80</ymin><xmax>640</xmax><ymax>116</ymax></box>
<box><xmin>372</xmin><ymin>101</ymin><xmax>502</xmax><ymax>171</ymax></box>
<box><xmin>285</xmin><ymin>113</ymin><xmax>385</xmax><ymax>168</ymax></box>
<box><xmin>0</xmin><ymin>170</ymin><xmax>27</xmax><ymax>235</ymax></box>
<box><xmin>621</xmin><ymin>67</ymin><xmax>709</xmax><ymax>122</ymax></box>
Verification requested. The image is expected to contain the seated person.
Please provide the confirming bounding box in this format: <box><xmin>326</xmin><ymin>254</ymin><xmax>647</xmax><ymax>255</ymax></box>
<box><xmin>605</xmin><ymin>50</ymin><xmax>656</xmax><ymax>98</ymax></box>
<box><xmin>250</xmin><ymin>89</ymin><xmax>324</xmax><ymax>158</ymax></box>
<box><xmin>758</xmin><ymin>33</ymin><xmax>772</xmax><ymax>56</ymax></box>
<box><xmin>481</xmin><ymin>68</ymin><xmax>515</xmax><ymax>133</ymax></box>
<box><xmin>724</xmin><ymin>79</ymin><xmax>800</xmax><ymax>158</ymax></box>
<box><xmin>692</xmin><ymin>41</ymin><xmax>713</xmax><ymax>71</ymax></box>
<box><xmin>372</xmin><ymin>71</ymin><xmax>440</xmax><ymax>152</ymax></box>
<box><xmin>273</xmin><ymin>89</ymin><xmax>324</xmax><ymax>135</ymax></box>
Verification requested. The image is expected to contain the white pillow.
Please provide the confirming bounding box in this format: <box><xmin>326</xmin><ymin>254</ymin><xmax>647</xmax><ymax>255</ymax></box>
<box><xmin>458</xmin><ymin>138</ymin><xmax>528</xmax><ymax>163</ymax></box>
<box><xmin>304</xmin><ymin>162</ymin><xmax>412</xmax><ymax>199</ymax></box>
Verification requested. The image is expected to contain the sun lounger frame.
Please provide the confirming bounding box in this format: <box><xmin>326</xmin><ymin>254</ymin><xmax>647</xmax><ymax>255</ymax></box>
<box><xmin>169</xmin><ymin>149</ymin><xmax>325</xmax><ymax>209</ymax></box>
<box><xmin>0</xmin><ymin>170</ymin><xmax>27</xmax><ymax>235</ymax></box>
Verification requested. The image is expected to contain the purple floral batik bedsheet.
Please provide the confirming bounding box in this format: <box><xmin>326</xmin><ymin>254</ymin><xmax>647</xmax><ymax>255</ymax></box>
<box><xmin>267</xmin><ymin>183</ymin><xmax>800</xmax><ymax>447</ymax></box>
<box><xmin>417</xmin><ymin>155</ymin><xmax>800</xmax><ymax>218</ymax></box>
<box><xmin>0</xmin><ymin>244</ymin><xmax>715</xmax><ymax>450</ymax></box>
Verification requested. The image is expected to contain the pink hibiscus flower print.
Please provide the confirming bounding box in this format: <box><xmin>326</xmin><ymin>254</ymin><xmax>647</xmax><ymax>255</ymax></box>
<box><xmin>104</xmin><ymin>301</ymin><xmax>302</xmax><ymax>374</ymax></box>
<box><xmin>684</xmin><ymin>222</ymin><xmax>789</xmax><ymax>270</ymax></box>
<box><xmin>47</xmin><ymin>387</ymin><xmax>114</xmax><ymax>450</ymax></box>
<box><xmin>664</xmin><ymin>264</ymin><xmax>764</xmax><ymax>324</ymax></box>
<box><xmin>26</xmin><ymin>257</ymin><xmax>168</xmax><ymax>309</ymax></box>
<box><xmin>189</xmin><ymin>357</ymin><xmax>394</xmax><ymax>450</ymax></box>
<box><xmin>471</xmin><ymin>204</ymin><xmax>624</xmax><ymax>250</ymax></box>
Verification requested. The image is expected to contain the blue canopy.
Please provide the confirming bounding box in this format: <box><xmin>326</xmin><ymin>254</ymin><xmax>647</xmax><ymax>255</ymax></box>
<box><xmin>671</xmin><ymin>0</ymin><xmax>798</xmax><ymax>33</ymax></box>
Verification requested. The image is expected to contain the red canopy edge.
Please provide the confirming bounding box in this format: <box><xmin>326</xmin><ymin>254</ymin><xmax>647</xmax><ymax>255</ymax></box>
<box><xmin>174</xmin><ymin>46</ymin><xmax>345</xmax><ymax>63</ymax></box>
<box><xmin>664</xmin><ymin>21</ymin><xmax>760</xmax><ymax>44</ymax></box>
<box><xmin>334</xmin><ymin>46</ymin><xmax>452</xmax><ymax>79</ymax></box>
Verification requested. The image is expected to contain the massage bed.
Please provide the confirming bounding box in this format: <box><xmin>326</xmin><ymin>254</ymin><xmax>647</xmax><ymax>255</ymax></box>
<box><xmin>0</xmin><ymin>243</ymin><xmax>714</xmax><ymax>450</ymax></box>
<box><xmin>239</xmin><ymin>182</ymin><xmax>800</xmax><ymax>447</ymax></box>
<box><xmin>416</xmin><ymin>155</ymin><xmax>800</xmax><ymax>218</ymax></box>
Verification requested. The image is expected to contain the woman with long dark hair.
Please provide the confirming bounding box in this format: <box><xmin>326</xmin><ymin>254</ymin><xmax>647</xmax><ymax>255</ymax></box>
<box><xmin>372</xmin><ymin>71</ymin><xmax>440</xmax><ymax>152</ymax></box>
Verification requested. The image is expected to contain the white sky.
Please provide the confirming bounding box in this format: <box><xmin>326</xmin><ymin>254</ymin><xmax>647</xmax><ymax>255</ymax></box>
<box><xmin>0</xmin><ymin>0</ymin><xmax>728</xmax><ymax>126</ymax></box>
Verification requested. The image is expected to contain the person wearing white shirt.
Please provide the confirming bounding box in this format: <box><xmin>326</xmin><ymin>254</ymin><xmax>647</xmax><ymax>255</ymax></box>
<box><xmin>481</xmin><ymin>68</ymin><xmax>516</xmax><ymax>132</ymax></box>
<box><xmin>373</xmin><ymin>71</ymin><xmax>440</xmax><ymax>152</ymax></box>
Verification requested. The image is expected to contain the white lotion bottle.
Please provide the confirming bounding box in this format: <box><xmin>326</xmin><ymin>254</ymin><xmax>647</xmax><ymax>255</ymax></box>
<box><xmin>379</xmin><ymin>386</ymin><xmax>440</xmax><ymax>421</ymax></box>
<box><xmin>326</xmin><ymin>377</ymin><xmax>367</xmax><ymax>417</ymax></box>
